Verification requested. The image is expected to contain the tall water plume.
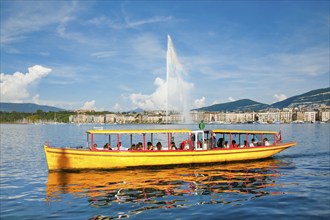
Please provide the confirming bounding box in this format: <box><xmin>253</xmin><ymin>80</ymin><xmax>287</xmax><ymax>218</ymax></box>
<box><xmin>166</xmin><ymin>35</ymin><xmax>192</xmax><ymax>123</ymax></box>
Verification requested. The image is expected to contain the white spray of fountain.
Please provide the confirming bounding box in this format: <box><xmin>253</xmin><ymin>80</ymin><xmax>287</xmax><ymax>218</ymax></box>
<box><xmin>166</xmin><ymin>35</ymin><xmax>193</xmax><ymax>123</ymax></box>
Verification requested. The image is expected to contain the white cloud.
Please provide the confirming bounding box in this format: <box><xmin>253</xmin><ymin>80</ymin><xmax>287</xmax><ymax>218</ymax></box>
<box><xmin>1</xmin><ymin>2</ymin><xmax>78</xmax><ymax>45</ymax></box>
<box><xmin>193</xmin><ymin>97</ymin><xmax>206</xmax><ymax>108</ymax></box>
<box><xmin>81</xmin><ymin>100</ymin><xmax>96</xmax><ymax>110</ymax></box>
<box><xmin>90</xmin><ymin>51</ymin><xmax>117</xmax><ymax>58</ymax></box>
<box><xmin>212</xmin><ymin>100</ymin><xmax>221</xmax><ymax>105</ymax></box>
<box><xmin>112</xmin><ymin>103</ymin><xmax>122</xmax><ymax>112</ymax></box>
<box><xmin>32</xmin><ymin>94</ymin><xmax>41</xmax><ymax>104</ymax></box>
<box><xmin>118</xmin><ymin>85</ymin><xmax>132</xmax><ymax>92</ymax></box>
<box><xmin>130</xmin><ymin>34</ymin><xmax>165</xmax><ymax>60</ymax></box>
<box><xmin>129</xmin><ymin>75</ymin><xmax>193</xmax><ymax>111</ymax></box>
<box><xmin>89</xmin><ymin>15</ymin><xmax>173</xmax><ymax>29</ymax></box>
<box><xmin>128</xmin><ymin>77</ymin><xmax>167</xmax><ymax>110</ymax></box>
<box><xmin>228</xmin><ymin>97</ymin><xmax>236</xmax><ymax>102</ymax></box>
<box><xmin>274</xmin><ymin>94</ymin><xmax>287</xmax><ymax>102</ymax></box>
<box><xmin>0</xmin><ymin>65</ymin><xmax>51</xmax><ymax>102</ymax></box>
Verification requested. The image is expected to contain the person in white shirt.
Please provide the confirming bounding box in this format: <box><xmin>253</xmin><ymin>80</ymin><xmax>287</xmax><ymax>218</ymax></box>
<box><xmin>263</xmin><ymin>138</ymin><xmax>270</xmax><ymax>146</ymax></box>
<box><xmin>240</xmin><ymin>140</ymin><xmax>248</xmax><ymax>148</ymax></box>
<box><xmin>223</xmin><ymin>141</ymin><xmax>229</xmax><ymax>148</ymax></box>
<box><xmin>249</xmin><ymin>138</ymin><xmax>256</xmax><ymax>147</ymax></box>
<box><xmin>116</xmin><ymin>142</ymin><xmax>127</xmax><ymax>150</ymax></box>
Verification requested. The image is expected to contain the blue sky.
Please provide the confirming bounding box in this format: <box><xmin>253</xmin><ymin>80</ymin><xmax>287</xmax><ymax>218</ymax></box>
<box><xmin>1</xmin><ymin>1</ymin><xmax>329</xmax><ymax>111</ymax></box>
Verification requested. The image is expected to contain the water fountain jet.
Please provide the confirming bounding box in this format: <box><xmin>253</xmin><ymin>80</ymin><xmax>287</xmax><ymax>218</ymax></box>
<box><xmin>166</xmin><ymin>35</ymin><xmax>192</xmax><ymax>123</ymax></box>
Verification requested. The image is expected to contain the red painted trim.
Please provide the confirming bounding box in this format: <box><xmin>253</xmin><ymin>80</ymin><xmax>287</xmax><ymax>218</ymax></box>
<box><xmin>211</xmin><ymin>131</ymin><xmax>214</xmax><ymax>149</ymax></box>
<box><xmin>117</xmin><ymin>133</ymin><xmax>120</xmax><ymax>142</ymax></box>
<box><xmin>246</xmin><ymin>133</ymin><xmax>248</xmax><ymax>148</ymax></box>
<box><xmin>143</xmin><ymin>133</ymin><xmax>146</xmax><ymax>150</ymax></box>
<box><xmin>230</xmin><ymin>133</ymin><xmax>232</xmax><ymax>149</ymax></box>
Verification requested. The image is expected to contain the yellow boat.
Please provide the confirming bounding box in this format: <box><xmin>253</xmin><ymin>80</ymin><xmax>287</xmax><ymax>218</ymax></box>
<box><xmin>44</xmin><ymin>128</ymin><xmax>296</xmax><ymax>171</ymax></box>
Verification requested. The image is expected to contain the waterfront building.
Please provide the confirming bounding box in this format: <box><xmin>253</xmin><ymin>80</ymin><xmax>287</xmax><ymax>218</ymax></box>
<box><xmin>292</xmin><ymin>111</ymin><xmax>305</xmax><ymax>122</ymax></box>
<box><xmin>304</xmin><ymin>111</ymin><xmax>316</xmax><ymax>122</ymax></box>
<box><xmin>190</xmin><ymin>111</ymin><xmax>204</xmax><ymax>123</ymax></box>
<box><xmin>279</xmin><ymin>111</ymin><xmax>292</xmax><ymax>123</ymax></box>
<box><xmin>319</xmin><ymin>110</ymin><xmax>330</xmax><ymax>122</ymax></box>
<box><xmin>92</xmin><ymin>115</ymin><xmax>105</xmax><ymax>123</ymax></box>
<box><xmin>105</xmin><ymin>114</ymin><xmax>116</xmax><ymax>123</ymax></box>
<box><xmin>67</xmin><ymin>107</ymin><xmax>329</xmax><ymax>124</ymax></box>
<box><xmin>256</xmin><ymin>112</ymin><xmax>280</xmax><ymax>123</ymax></box>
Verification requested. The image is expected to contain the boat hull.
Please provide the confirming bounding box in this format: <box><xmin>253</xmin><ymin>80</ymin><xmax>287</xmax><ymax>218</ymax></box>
<box><xmin>44</xmin><ymin>142</ymin><xmax>296</xmax><ymax>171</ymax></box>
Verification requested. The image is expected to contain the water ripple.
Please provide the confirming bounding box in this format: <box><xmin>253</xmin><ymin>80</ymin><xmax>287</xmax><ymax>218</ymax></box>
<box><xmin>1</xmin><ymin>124</ymin><xmax>330</xmax><ymax>219</ymax></box>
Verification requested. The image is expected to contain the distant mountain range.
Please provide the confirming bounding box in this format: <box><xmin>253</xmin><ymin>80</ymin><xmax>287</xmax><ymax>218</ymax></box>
<box><xmin>193</xmin><ymin>99</ymin><xmax>269</xmax><ymax>112</ymax></box>
<box><xmin>1</xmin><ymin>87</ymin><xmax>329</xmax><ymax>113</ymax></box>
<box><xmin>0</xmin><ymin>103</ymin><xmax>65</xmax><ymax>113</ymax></box>
<box><xmin>193</xmin><ymin>87</ymin><xmax>330</xmax><ymax>112</ymax></box>
<box><xmin>271</xmin><ymin>87</ymin><xmax>330</xmax><ymax>109</ymax></box>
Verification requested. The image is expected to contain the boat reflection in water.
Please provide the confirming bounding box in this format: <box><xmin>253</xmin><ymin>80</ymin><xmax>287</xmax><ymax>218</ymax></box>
<box><xmin>46</xmin><ymin>159</ymin><xmax>292</xmax><ymax>218</ymax></box>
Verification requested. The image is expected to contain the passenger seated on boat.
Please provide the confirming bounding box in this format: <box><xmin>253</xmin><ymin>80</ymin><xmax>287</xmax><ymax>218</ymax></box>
<box><xmin>179</xmin><ymin>141</ymin><xmax>185</xmax><ymax>150</ymax></box>
<box><xmin>103</xmin><ymin>143</ymin><xmax>112</xmax><ymax>150</ymax></box>
<box><xmin>147</xmin><ymin>142</ymin><xmax>154</xmax><ymax>150</ymax></box>
<box><xmin>223</xmin><ymin>141</ymin><xmax>229</xmax><ymax>148</ymax></box>
<box><xmin>249</xmin><ymin>139</ymin><xmax>256</xmax><ymax>147</ymax></box>
<box><xmin>180</xmin><ymin>140</ymin><xmax>192</xmax><ymax>150</ymax></box>
<box><xmin>92</xmin><ymin>143</ymin><xmax>98</xmax><ymax>150</ymax></box>
<box><xmin>217</xmin><ymin>138</ymin><xmax>224</xmax><ymax>148</ymax></box>
<box><xmin>171</xmin><ymin>142</ymin><xmax>177</xmax><ymax>150</ymax></box>
<box><xmin>212</xmin><ymin>134</ymin><xmax>216</xmax><ymax>148</ymax></box>
<box><xmin>136</xmin><ymin>142</ymin><xmax>143</xmax><ymax>150</ymax></box>
<box><xmin>128</xmin><ymin>144</ymin><xmax>136</xmax><ymax>150</ymax></box>
<box><xmin>230</xmin><ymin>140</ymin><xmax>238</xmax><ymax>148</ymax></box>
<box><xmin>240</xmin><ymin>140</ymin><xmax>248</xmax><ymax>148</ymax></box>
<box><xmin>198</xmin><ymin>140</ymin><xmax>203</xmax><ymax>148</ymax></box>
<box><xmin>116</xmin><ymin>142</ymin><xmax>126</xmax><ymax>150</ymax></box>
<box><xmin>156</xmin><ymin>142</ymin><xmax>162</xmax><ymax>150</ymax></box>
<box><xmin>204</xmin><ymin>139</ymin><xmax>210</xmax><ymax>149</ymax></box>
<box><xmin>263</xmin><ymin>138</ymin><xmax>270</xmax><ymax>146</ymax></box>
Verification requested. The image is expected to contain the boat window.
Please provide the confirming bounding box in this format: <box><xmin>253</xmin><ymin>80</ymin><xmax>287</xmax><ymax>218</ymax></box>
<box><xmin>88</xmin><ymin>131</ymin><xmax>193</xmax><ymax>151</ymax></box>
<box><xmin>220</xmin><ymin>133</ymin><xmax>231</xmax><ymax>148</ymax></box>
<box><xmin>89</xmin><ymin>134</ymin><xmax>112</xmax><ymax>149</ymax></box>
<box><xmin>246</xmin><ymin>133</ymin><xmax>275</xmax><ymax>146</ymax></box>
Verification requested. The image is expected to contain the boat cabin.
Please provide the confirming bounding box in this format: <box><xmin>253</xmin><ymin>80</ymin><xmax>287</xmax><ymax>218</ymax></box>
<box><xmin>210</xmin><ymin>129</ymin><xmax>281</xmax><ymax>149</ymax></box>
<box><xmin>86</xmin><ymin>128</ymin><xmax>282</xmax><ymax>151</ymax></box>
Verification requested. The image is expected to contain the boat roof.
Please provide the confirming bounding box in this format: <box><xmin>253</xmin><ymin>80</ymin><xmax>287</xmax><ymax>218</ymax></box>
<box><xmin>87</xmin><ymin>129</ymin><xmax>192</xmax><ymax>135</ymax></box>
<box><xmin>87</xmin><ymin>128</ymin><xmax>278</xmax><ymax>135</ymax></box>
<box><xmin>211</xmin><ymin>129</ymin><xmax>278</xmax><ymax>134</ymax></box>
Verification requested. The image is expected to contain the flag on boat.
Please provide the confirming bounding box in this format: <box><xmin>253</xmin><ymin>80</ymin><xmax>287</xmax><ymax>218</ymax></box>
<box><xmin>276</xmin><ymin>130</ymin><xmax>282</xmax><ymax>142</ymax></box>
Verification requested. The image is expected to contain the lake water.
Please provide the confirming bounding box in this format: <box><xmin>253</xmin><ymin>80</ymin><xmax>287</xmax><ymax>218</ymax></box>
<box><xmin>0</xmin><ymin>123</ymin><xmax>329</xmax><ymax>219</ymax></box>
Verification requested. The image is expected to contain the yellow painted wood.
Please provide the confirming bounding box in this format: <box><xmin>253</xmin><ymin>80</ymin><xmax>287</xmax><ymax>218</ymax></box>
<box><xmin>44</xmin><ymin>142</ymin><xmax>296</xmax><ymax>171</ymax></box>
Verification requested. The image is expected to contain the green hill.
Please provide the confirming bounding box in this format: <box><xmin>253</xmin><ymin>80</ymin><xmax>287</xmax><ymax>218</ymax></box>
<box><xmin>271</xmin><ymin>87</ymin><xmax>330</xmax><ymax>109</ymax></box>
<box><xmin>193</xmin><ymin>87</ymin><xmax>330</xmax><ymax>112</ymax></box>
<box><xmin>0</xmin><ymin>102</ymin><xmax>65</xmax><ymax>113</ymax></box>
<box><xmin>193</xmin><ymin>99</ymin><xmax>269</xmax><ymax>112</ymax></box>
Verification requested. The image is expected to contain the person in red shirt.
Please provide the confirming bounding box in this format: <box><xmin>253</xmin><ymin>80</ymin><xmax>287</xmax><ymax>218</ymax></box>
<box><xmin>230</xmin><ymin>140</ymin><xmax>238</xmax><ymax>148</ymax></box>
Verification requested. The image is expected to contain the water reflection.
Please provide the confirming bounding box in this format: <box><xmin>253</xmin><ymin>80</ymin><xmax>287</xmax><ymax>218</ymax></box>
<box><xmin>46</xmin><ymin>159</ymin><xmax>293</xmax><ymax>219</ymax></box>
